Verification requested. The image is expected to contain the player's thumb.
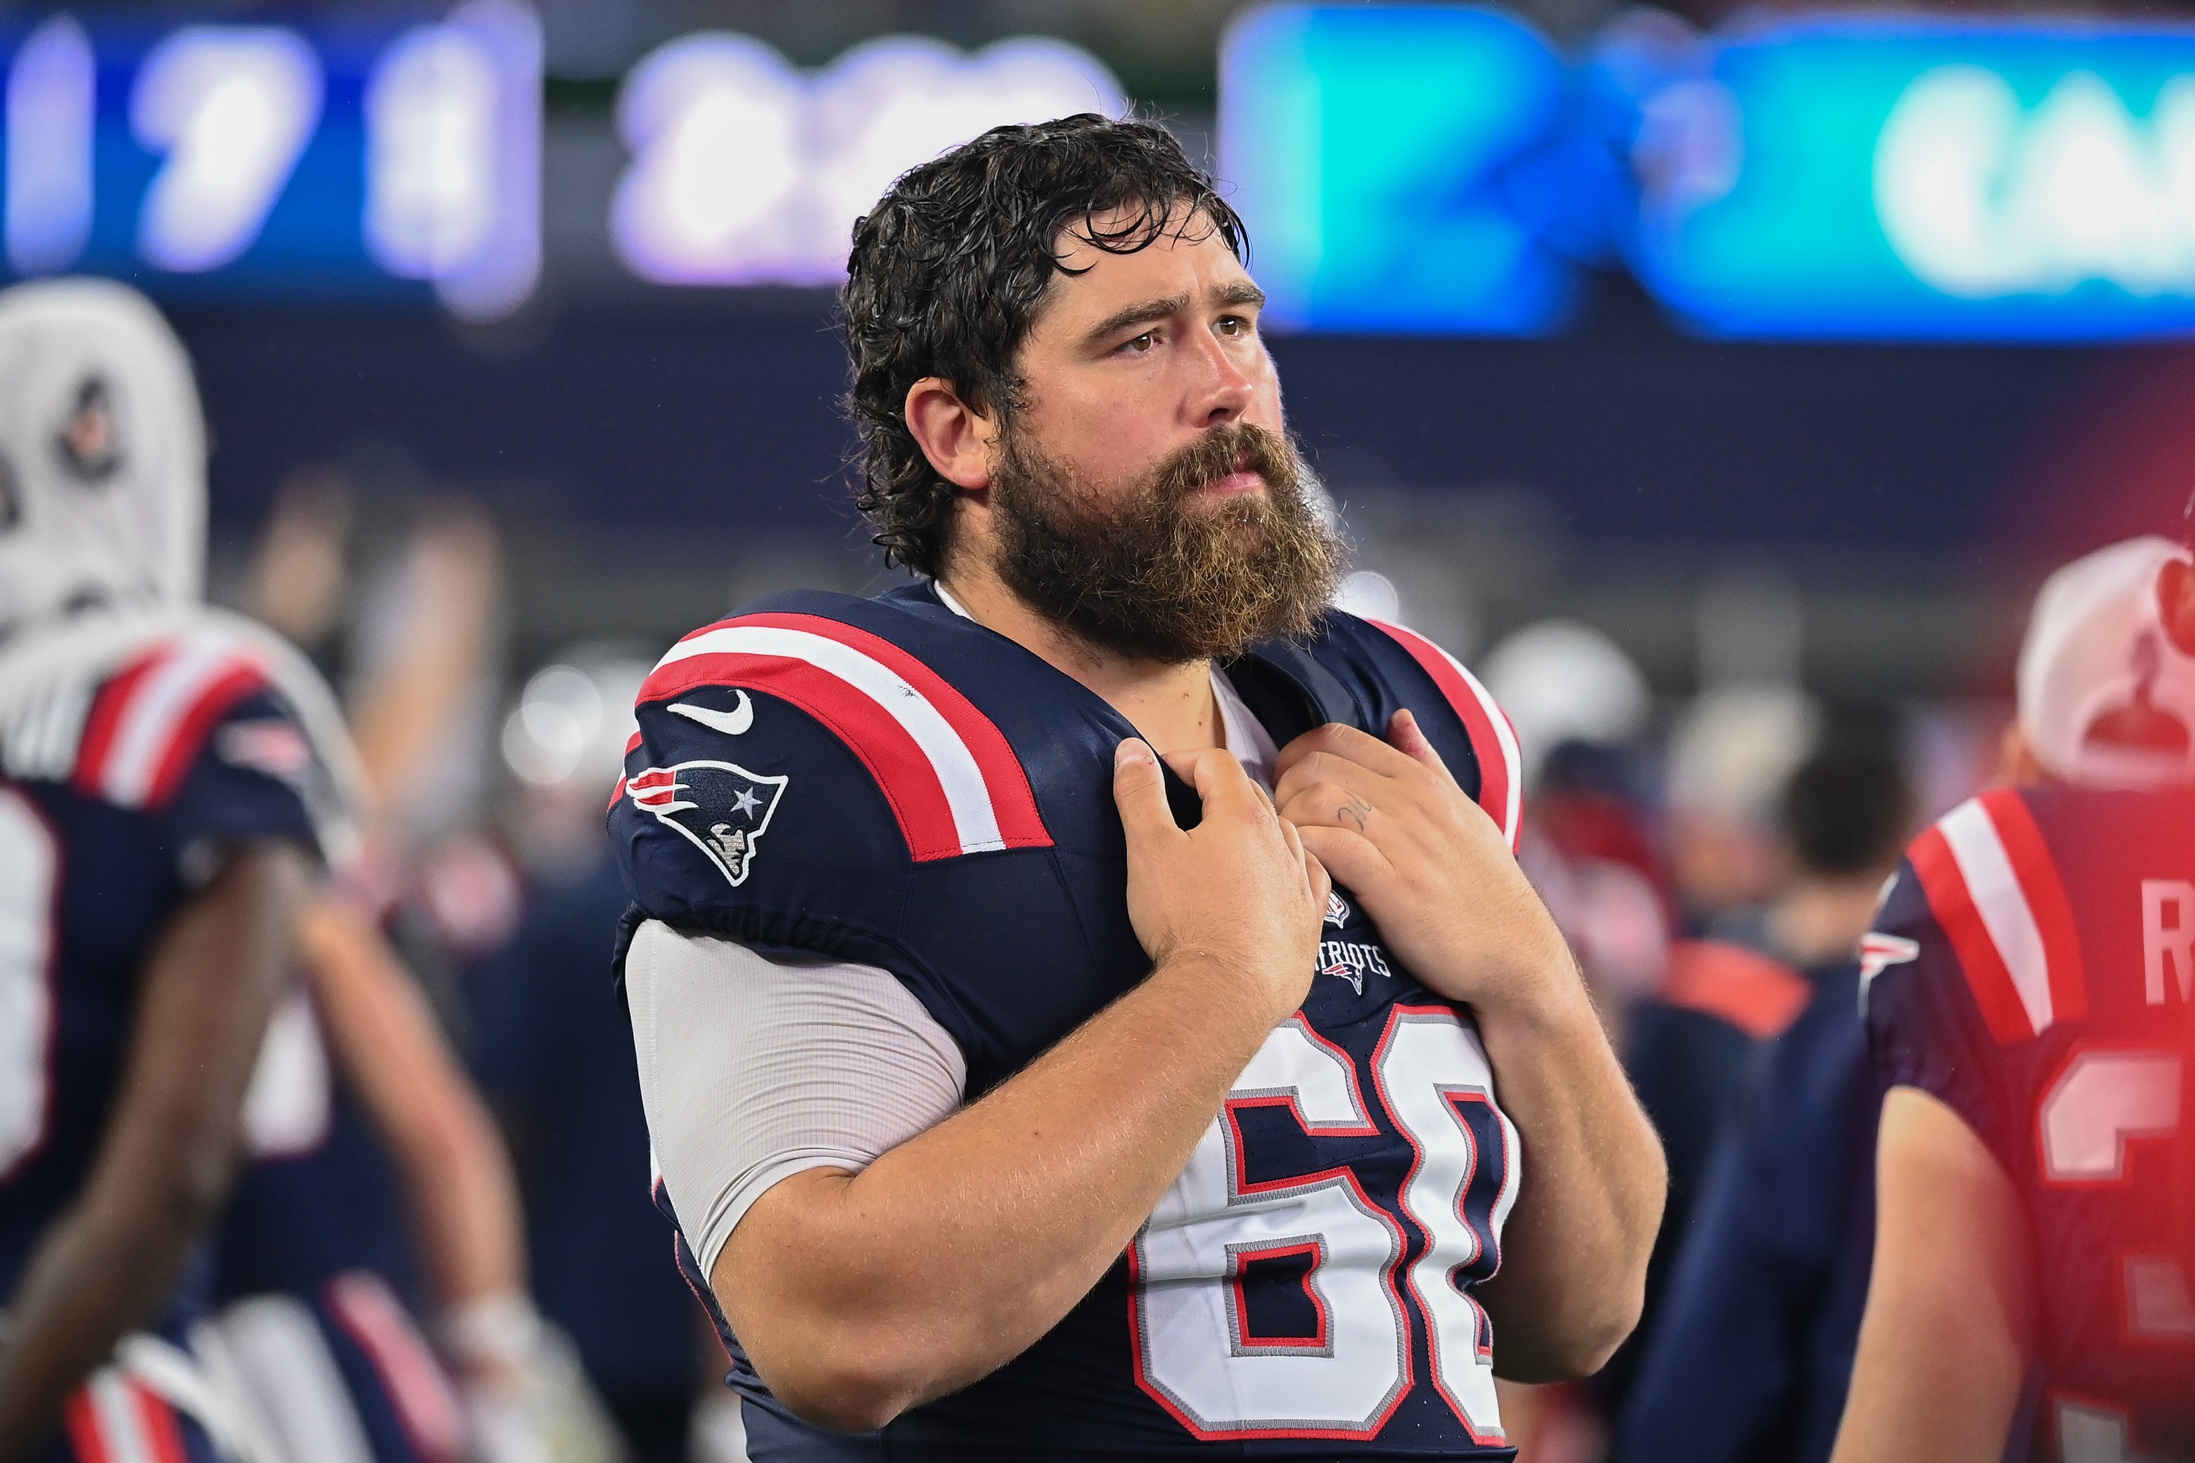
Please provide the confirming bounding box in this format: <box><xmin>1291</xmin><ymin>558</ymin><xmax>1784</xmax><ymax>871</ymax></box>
<box><xmin>1113</xmin><ymin>738</ymin><xmax>1180</xmax><ymax>845</ymax></box>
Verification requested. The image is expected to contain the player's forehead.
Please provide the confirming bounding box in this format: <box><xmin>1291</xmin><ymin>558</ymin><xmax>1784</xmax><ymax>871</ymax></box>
<box><xmin>1028</xmin><ymin>204</ymin><xmax>1258</xmax><ymax>343</ymax></box>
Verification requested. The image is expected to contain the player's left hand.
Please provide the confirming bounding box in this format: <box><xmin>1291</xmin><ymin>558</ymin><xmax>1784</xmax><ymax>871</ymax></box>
<box><xmin>1273</xmin><ymin>710</ymin><xmax>1575</xmax><ymax>1019</ymax></box>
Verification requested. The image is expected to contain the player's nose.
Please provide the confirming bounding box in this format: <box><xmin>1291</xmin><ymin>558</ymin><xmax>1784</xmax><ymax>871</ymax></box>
<box><xmin>1186</xmin><ymin>328</ymin><xmax>1255</xmax><ymax>428</ymax></box>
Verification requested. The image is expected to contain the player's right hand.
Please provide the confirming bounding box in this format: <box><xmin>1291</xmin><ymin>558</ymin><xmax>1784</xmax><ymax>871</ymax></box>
<box><xmin>1113</xmin><ymin>738</ymin><xmax>1329</xmax><ymax>1028</ymax></box>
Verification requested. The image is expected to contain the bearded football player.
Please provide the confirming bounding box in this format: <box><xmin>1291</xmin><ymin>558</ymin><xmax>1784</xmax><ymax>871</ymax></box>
<box><xmin>614</xmin><ymin>115</ymin><xmax>1666</xmax><ymax>1460</ymax></box>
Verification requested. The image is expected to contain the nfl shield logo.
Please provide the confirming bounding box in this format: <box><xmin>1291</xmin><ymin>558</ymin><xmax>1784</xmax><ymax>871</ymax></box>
<box><xmin>627</xmin><ymin>761</ymin><xmax>790</xmax><ymax>887</ymax></box>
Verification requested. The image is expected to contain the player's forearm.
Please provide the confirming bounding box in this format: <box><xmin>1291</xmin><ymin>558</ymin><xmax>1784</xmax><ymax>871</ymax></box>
<box><xmin>718</xmin><ymin>951</ymin><xmax>1279</xmax><ymax>1432</ymax></box>
<box><xmin>304</xmin><ymin>899</ymin><xmax>525</xmax><ymax>1306</ymax></box>
<box><xmin>391</xmin><ymin>1092</ymin><xmax>526</xmax><ymax>1308</ymax></box>
<box><xmin>1471</xmin><ymin>964</ymin><xmax>1665</xmax><ymax>1381</ymax></box>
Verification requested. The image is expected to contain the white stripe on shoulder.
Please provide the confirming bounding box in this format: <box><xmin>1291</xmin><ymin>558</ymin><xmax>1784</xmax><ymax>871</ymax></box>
<box><xmin>659</xmin><ymin>624</ymin><xmax>1005</xmax><ymax>854</ymax></box>
<box><xmin>0</xmin><ymin>671</ymin><xmax>92</xmax><ymax>781</ymax></box>
<box><xmin>1937</xmin><ymin>799</ymin><xmax>2054</xmax><ymax>1035</ymax></box>
<box><xmin>100</xmin><ymin>634</ymin><xmax>253</xmax><ymax>807</ymax></box>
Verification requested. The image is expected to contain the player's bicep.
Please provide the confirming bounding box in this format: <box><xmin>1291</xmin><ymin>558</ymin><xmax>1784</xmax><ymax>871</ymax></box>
<box><xmin>623</xmin><ymin>921</ymin><xmax>966</xmax><ymax>1287</ymax></box>
<box><xmin>1831</xmin><ymin>1086</ymin><xmax>2034</xmax><ymax>1463</ymax></box>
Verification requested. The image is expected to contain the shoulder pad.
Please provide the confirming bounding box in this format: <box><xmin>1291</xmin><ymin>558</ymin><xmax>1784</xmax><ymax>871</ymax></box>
<box><xmin>1305</xmin><ymin>613</ymin><xmax>1523</xmax><ymax>851</ymax></box>
<box><xmin>612</xmin><ymin>595</ymin><xmax>1055</xmax><ymax>949</ymax></box>
<box><xmin>1879</xmin><ymin>788</ymin><xmax>2087</xmax><ymax>1044</ymax></box>
<box><xmin>71</xmin><ymin>627</ymin><xmax>278</xmax><ymax>811</ymax></box>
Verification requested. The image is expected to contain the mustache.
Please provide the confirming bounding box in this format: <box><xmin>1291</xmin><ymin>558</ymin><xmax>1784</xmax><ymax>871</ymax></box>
<box><xmin>1151</xmin><ymin>422</ymin><xmax>1296</xmax><ymax>500</ymax></box>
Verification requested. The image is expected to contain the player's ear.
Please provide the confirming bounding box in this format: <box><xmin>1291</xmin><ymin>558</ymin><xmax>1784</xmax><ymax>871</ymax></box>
<box><xmin>2159</xmin><ymin>556</ymin><xmax>2195</xmax><ymax>659</ymax></box>
<box><xmin>904</xmin><ymin>377</ymin><xmax>997</xmax><ymax>491</ymax></box>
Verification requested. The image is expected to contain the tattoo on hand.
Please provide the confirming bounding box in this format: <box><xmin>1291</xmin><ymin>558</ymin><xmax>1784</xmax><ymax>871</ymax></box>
<box><xmin>1340</xmin><ymin>797</ymin><xmax>1372</xmax><ymax>832</ymax></box>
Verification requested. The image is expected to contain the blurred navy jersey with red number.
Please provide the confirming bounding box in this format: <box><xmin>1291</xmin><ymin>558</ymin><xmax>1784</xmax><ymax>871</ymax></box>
<box><xmin>1866</xmin><ymin>786</ymin><xmax>2195</xmax><ymax>1462</ymax></box>
<box><xmin>610</xmin><ymin>582</ymin><xmax>1528</xmax><ymax>1460</ymax></box>
<box><xmin>0</xmin><ymin>627</ymin><xmax>328</xmax><ymax>1325</ymax></box>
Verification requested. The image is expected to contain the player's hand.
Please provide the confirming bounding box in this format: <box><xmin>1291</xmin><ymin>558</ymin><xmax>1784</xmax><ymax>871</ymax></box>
<box><xmin>1274</xmin><ymin>711</ymin><xmax>1574</xmax><ymax>1019</ymax></box>
<box><xmin>1113</xmin><ymin>738</ymin><xmax>1329</xmax><ymax>1028</ymax></box>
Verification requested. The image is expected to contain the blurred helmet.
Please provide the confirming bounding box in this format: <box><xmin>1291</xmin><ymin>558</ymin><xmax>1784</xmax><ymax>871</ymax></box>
<box><xmin>1480</xmin><ymin>619</ymin><xmax>1652</xmax><ymax>787</ymax></box>
<box><xmin>500</xmin><ymin>649</ymin><xmax>651</xmax><ymax>793</ymax></box>
<box><xmin>2019</xmin><ymin>535</ymin><xmax>2195</xmax><ymax>790</ymax></box>
<box><xmin>1666</xmin><ymin>682</ymin><xmax>1820</xmax><ymax>824</ymax></box>
<box><xmin>0</xmin><ymin>278</ymin><xmax>205</xmax><ymax>636</ymax></box>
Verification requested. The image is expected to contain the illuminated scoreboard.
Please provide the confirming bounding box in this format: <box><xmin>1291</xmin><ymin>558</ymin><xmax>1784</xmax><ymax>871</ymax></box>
<box><xmin>1626</xmin><ymin>16</ymin><xmax>2195</xmax><ymax>340</ymax></box>
<box><xmin>608</xmin><ymin>33</ymin><xmax>1124</xmax><ymax>286</ymax></box>
<box><xmin>0</xmin><ymin>3</ymin><xmax>539</xmax><ymax>316</ymax></box>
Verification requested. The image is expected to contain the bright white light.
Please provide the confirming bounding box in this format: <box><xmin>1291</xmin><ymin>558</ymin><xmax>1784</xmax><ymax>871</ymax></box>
<box><xmin>421</xmin><ymin>0</ymin><xmax>540</xmax><ymax>321</ymax></box>
<box><xmin>612</xmin><ymin>34</ymin><xmax>805</xmax><ymax>285</ymax></box>
<box><xmin>5</xmin><ymin>15</ymin><xmax>95</xmax><ymax>277</ymax></box>
<box><xmin>1877</xmin><ymin>64</ymin><xmax>2195</xmax><ymax>298</ymax></box>
<box><xmin>366</xmin><ymin>27</ymin><xmax>497</xmax><ymax>277</ymax></box>
<box><xmin>612</xmin><ymin>32</ymin><xmax>1125</xmax><ymax>287</ymax></box>
<box><xmin>1333</xmin><ymin>569</ymin><xmax>1403</xmax><ymax>624</ymax></box>
<box><xmin>132</xmin><ymin>26</ymin><xmax>323</xmax><ymax>273</ymax></box>
<box><xmin>503</xmin><ymin>664</ymin><xmax>603</xmax><ymax>785</ymax></box>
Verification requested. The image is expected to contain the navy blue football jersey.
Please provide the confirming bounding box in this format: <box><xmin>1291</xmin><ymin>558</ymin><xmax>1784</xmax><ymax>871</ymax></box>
<box><xmin>1867</xmin><ymin>787</ymin><xmax>2195</xmax><ymax>1463</ymax></box>
<box><xmin>612</xmin><ymin>583</ymin><xmax>1531</xmax><ymax>1460</ymax></box>
<box><xmin>0</xmin><ymin>625</ymin><xmax>333</xmax><ymax>1327</ymax></box>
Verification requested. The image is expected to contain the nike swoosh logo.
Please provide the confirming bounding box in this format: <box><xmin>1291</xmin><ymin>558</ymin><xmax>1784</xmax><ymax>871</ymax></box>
<box><xmin>669</xmin><ymin>692</ymin><xmax>753</xmax><ymax>736</ymax></box>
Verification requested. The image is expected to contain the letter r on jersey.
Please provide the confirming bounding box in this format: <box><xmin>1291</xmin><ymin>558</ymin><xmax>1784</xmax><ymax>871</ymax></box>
<box><xmin>2143</xmin><ymin>879</ymin><xmax>2195</xmax><ymax>1006</ymax></box>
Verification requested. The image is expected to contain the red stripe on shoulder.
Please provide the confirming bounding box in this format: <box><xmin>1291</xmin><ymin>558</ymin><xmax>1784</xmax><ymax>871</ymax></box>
<box><xmin>1660</xmin><ymin>939</ymin><xmax>1812</xmax><ymax>1040</ymax></box>
<box><xmin>132</xmin><ymin>1382</ymin><xmax>190</xmax><ymax>1463</ymax></box>
<box><xmin>1363</xmin><ymin>619</ymin><xmax>1520</xmax><ymax>852</ymax></box>
<box><xmin>1978</xmin><ymin>789</ymin><xmax>2088</xmax><ymax>1024</ymax></box>
<box><xmin>1907</xmin><ymin>823</ymin><xmax>2035</xmax><ymax>1044</ymax></box>
<box><xmin>142</xmin><ymin>662</ymin><xmax>269</xmax><ymax>808</ymax></box>
<box><xmin>737</xmin><ymin>613</ymin><xmax>1049</xmax><ymax>846</ymax></box>
<box><xmin>659</xmin><ymin>650</ymin><xmax>965</xmax><ymax>860</ymax></box>
<box><xmin>70</xmin><ymin>644</ymin><xmax>166</xmax><ymax>797</ymax></box>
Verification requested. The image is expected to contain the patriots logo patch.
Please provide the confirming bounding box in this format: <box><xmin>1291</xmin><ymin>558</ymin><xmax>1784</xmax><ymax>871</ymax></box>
<box><xmin>627</xmin><ymin>760</ymin><xmax>788</xmax><ymax>888</ymax></box>
<box><xmin>1859</xmin><ymin>932</ymin><xmax>1921</xmax><ymax>987</ymax></box>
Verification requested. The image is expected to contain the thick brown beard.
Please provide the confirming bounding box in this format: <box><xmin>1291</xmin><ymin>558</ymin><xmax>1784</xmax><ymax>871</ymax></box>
<box><xmin>985</xmin><ymin>420</ymin><xmax>1344</xmax><ymax>664</ymax></box>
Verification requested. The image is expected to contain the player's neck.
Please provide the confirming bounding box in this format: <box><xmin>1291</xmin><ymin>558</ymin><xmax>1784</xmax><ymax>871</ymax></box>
<box><xmin>937</xmin><ymin>567</ymin><xmax>1223</xmax><ymax>756</ymax></box>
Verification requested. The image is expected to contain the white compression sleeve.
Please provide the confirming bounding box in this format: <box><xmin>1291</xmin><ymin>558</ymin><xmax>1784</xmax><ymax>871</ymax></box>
<box><xmin>624</xmin><ymin>920</ymin><xmax>968</xmax><ymax>1279</ymax></box>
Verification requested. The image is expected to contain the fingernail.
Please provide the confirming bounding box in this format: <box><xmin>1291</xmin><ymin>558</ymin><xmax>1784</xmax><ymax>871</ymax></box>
<box><xmin>1116</xmin><ymin>739</ymin><xmax>1150</xmax><ymax>768</ymax></box>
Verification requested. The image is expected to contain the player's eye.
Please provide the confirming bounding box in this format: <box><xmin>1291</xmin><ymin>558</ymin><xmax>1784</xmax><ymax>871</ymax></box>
<box><xmin>1217</xmin><ymin>315</ymin><xmax>1246</xmax><ymax>336</ymax></box>
<box><xmin>1123</xmin><ymin>331</ymin><xmax>1155</xmax><ymax>354</ymax></box>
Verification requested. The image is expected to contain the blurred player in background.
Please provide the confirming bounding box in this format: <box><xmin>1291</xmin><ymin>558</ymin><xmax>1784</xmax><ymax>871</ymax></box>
<box><xmin>0</xmin><ymin>280</ymin><xmax>363</xmax><ymax>1461</ymax></box>
<box><xmin>618</xmin><ymin>114</ymin><xmax>1664</xmax><ymax>1459</ymax></box>
<box><xmin>1619</xmin><ymin>727</ymin><xmax>1912</xmax><ymax>1463</ymax></box>
<box><xmin>214</xmin><ymin>493</ymin><xmax>620</xmax><ymax>1463</ymax></box>
<box><xmin>472</xmin><ymin>651</ymin><xmax>717</xmax><ymax>1463</ymax></box>
<box><xmin>1836</xmin><ymin>534</ymin><xmax>2195</xmax><ymax>1462</ymax></box>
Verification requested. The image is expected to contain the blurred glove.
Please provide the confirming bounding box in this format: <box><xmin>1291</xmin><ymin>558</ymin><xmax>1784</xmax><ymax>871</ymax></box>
<box><xmin>440</xmin><ymin>1293</ymin><xmax>627</xmax><ymax>1463</ymax></box>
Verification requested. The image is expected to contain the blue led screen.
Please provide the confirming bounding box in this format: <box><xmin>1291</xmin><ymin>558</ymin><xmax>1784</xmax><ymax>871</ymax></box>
<box><xmin>0</xmin><ymin>4</ymin><xmax>539</xmax><ymax>316</ymax></box>
<box><xmin>1220</xmin><ymin>5</ymin><xmax>1590</xmax><ymax>336</ymax></box>
<box><xmin>1629</xmin><ymin>17</ymin><xmax>2195</xmax><ymax>340</ymax></box>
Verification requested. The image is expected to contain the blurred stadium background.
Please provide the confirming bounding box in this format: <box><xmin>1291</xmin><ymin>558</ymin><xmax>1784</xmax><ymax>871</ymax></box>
<box><xmin>19</xmin><ymin>0</ymin><xmax>2195</xmax><ymax>1454</ymax></box>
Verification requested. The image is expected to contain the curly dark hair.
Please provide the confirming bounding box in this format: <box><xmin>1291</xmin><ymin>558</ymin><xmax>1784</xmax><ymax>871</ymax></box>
<box><xmin>841</xmin><ymin>113</ymin><xmax>1247</xmax><ymax>578</ymax></box>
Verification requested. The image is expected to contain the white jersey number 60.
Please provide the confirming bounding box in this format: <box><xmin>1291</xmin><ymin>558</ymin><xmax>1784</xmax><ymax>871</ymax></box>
<box><xmin>1132</xmin><ymin>1006</ymin><xmax>1518</xmax><ymax>1443</ymax></box>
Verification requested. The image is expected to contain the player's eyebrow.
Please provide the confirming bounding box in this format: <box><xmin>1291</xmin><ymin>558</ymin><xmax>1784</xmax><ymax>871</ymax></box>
<box><xmin>1081</xmin><ymin>281</ymin><xmax>1266</xmax><ymax>350</ymax></box>
<box><xmin>1084</xmin><ymin>294</ymin><xmax>1190</xmax><ymax>348</ymax></box>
